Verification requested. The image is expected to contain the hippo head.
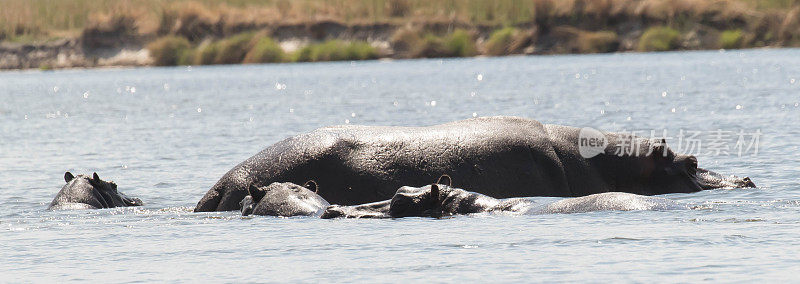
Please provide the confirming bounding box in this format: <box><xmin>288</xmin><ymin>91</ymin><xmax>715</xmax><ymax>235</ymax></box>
<box><xmin>49</xmin><ymin>172</ymin><xmax>143</xmax><ymax>209</ymax></box>
<box><xmin>243</xmin><ymin>181</ymin><xmax>330</xmax><ymax>217</ymax></box>
<box><xmin>628</xmin><ymin>140</ymin><xmax>756</xmax><ymax>194</ymax></box>
<box><xmin>389</xmin><ymin>184</ymin><xmax>444</xmax><ymax>218</ymax></box>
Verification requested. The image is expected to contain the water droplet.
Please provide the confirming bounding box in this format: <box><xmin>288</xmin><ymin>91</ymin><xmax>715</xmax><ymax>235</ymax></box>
<box><xmin>470</xmin><ymin>91</ymin><xmax>476</xmax><ymax>97</ymax></box>
<box><xmin>671</xmin><ymin>108</ymin><xmax>676</xmax><ymax>113</ymax></box>
<box><xmin>574</xmin><ymin>73</ymin><xmax>580</xmax><ymax>79</ymax></box>
<box><xmin>24</xmin><ymin>115</ymin><xmax>28</xmax><ymax>120</ymax></box>
<box><xmin>345</xmin><ymin>119</ymin><xmax>350</xmax><ymax>124</ymax></box>
<box><xmin>791</xmin><ymin>78</ymin><xmax>796</xmax><ymax>84</ymax></box>
<box><xmin>351</xmin><ymin>112</ymin><xmax>356</xmax><ymax>117</ymax></box>
<box><xmin>289</xmin><ymin>108</ymin><xmax>294</xmax><ymax>113</ymax></box>
<box><xmin>163</xmin><ymin>83</ymin><xmax>170</xmax><ymax>90</ymax></box>
<box><xmin>249</xmin><ymin>117</ymin><xmax>254</xmax><ymax>122</ymax></box>
<box><xmin>795</xmin><ymin>103</ymin><xmax>799</xmax><ymax>107</ymax></box>
<box><xmin>53</xmin><ymin>86</ymin><xmax>59</xmax><ymax>92</ymax></box>
<box><xmin>83</xmin><ymin>92</ymin><xmax>89</xmax><ymax>98</ymax></box>
<box><xmin>430</xmin><ymin>100</ymin><xmax>437</xmax><ymax>107</ymax></box>
<box><xmin>662</xmin><ymin>91</ymin><xmax>667</xmax><ymax>97</ymax></box>
<box><xmin>600</xmin><ymin>109</ymin><xmax>605</xmax><ymax>115</ymax></box>
<box><xmin>122</xmin><ymin>165</ymin><xmax>128</xmax><ymax>169</ymax></box>
<box><xmin>197</xmin><ymin>107</ymin><xmax>202</xmax><ymax>113</ymax></box>
<box><xmin>626</xmin><ymin>116</ymin><xmax>631</xmax><ymax>121</ymax></box>
<box><xmin>392</xmin><ymin>101</ymin><xmax>399</xmax><ymax>106</ymax></box>
<box><xmin>275</xmin><ymin>83</ymin><xmax>286</xmax><ymax>90</ymax></box>
<box><xmin>680</xmin><ymin>76</ymin><xmax>686</xmax><ymax>81</ymax></box>
<box><xmin>476</xmin><ymin>74</ymin><xmax>483</xmax><ymax>81</ymax></box>
<box><xmin>130</xmin><ymin>87</ymin><xmax>136</xmax><ymax>93</ymax></box>
<box><xmin>736</xmin><ymin>105</ymin><xmax>742</xmax><ymax>110</ymax></box>
<box><xmin>472</xmin><ymin>112</ymin><xmax>477</xmax><ymax>117</ymax></box>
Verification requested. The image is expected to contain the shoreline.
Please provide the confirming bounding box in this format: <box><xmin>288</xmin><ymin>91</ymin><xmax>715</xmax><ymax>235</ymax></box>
<box><xmin>1</xmin><ymin>45</ymin><xmax>790</xmax><ymax>73</ymax></box>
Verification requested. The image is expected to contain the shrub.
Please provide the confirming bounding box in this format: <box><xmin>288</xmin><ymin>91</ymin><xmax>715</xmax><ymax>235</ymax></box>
<box><xmin>638</xmin><ymin>26</ymin><xmax>680</xmax><ymax>52</ymax></box>
<box><xmin>577</xmin><ymin>31</ymin><xmax>619</xmax><ymax>53</ymax></box>
<box><xmin>390</xmin><ymin>28</ymin><xmax>422</xmax><ymax>57</ymax></box>
<box><xmin>195</xmin><ymin>42</ymin><xmax>220</xmax><ymax>65</ymax></box>
<box><xmin>147</xmin><ymin>36</ymin><xmax>192</xmax><ymax>66</ymax></box>
<box><xmin>292</xmin><ymin>45</ymin><xmax>314</xmax><ymax>62</ymax></box>
<box><xmin>444</xmin><ymin>29</ymin><xmax>477</xmax><ymax>57</ymax></box>
<box><xmin>214</xmin><ymin>32</ymin><xmax>258</xmax><ymax>64</ymax></box>
<box><xmin>345</xmin><ymin>41</ymin><xmax>379</xmax><ymax>60</ymax></box>
<box><xmin>311</xmin><ymin>40</ymin><xmax>348</xmax><ymax>61</ymax></box>
<box><xmin>411</xmin><ymin>34</ymin><xmax>448</xmax><ymax>58</ymax></box>
<box><xmin>719</xmin><ymin>29</ymin><xmax>743</xmax><ymax>49</ymax></box>
<box><xmin>485</xmin><ymin>27</ymin><xmax>517</xmax><ymax>56</ymax></box>
<box><xmin>411</xmin><ymin>30</ymin><xmax>477</xmax><ymax>58</ymax></box>
<box><xmin>243</xmin><ymin>37</ymin><xmax>286</xmax><ymax>63</ymax></box>
<box><xmin>292</xmin><ymin>40</ymin><xmax>378</xmax><ymax>62</ymax></box>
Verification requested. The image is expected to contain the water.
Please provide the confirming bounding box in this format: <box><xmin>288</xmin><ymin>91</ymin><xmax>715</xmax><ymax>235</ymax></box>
<box><xmin>1</xmin><ymin>49</ymin><xmax>799</xmax><ymax>282</ymax></box>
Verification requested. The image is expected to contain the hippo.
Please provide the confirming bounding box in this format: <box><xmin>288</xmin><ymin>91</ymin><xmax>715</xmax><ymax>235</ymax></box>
<box><xmin>241</xmin><ymin>181</ymin><xmax>329</xmax><ymax>217</ymax></box>
<box><xmin>195</xmin><ymin>116</ymin><xmax>755</xmax><ymax>212</ymax></box>
<box><xmin>382</xmin><ymin>184</ymin><xmax>686</xmax><ymax>218</ymax></box>
<box><xmin>49</xmin><ymin>172</ymin><xmax>143</xmax><ymax>210</ymax></box>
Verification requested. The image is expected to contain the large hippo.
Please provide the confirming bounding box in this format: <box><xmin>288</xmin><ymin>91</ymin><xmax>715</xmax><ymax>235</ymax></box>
<box><xmin>195</xmin><ymin>116</ymin><xmax>754</xmax><ymax>212</ymax></box>
<box><xmin>49</xmin><ymin>172</ymin><xmax>143</xmax><ymax>210</ymax></box>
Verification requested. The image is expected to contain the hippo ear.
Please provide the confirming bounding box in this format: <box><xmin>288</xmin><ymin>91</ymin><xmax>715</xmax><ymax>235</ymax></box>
<box><xmin>435</xmin><ymin>174</ymin><xmax>452</xmax><ymax>187</ymax></box>
<box><xmin>652</xmin><ymin>139</ymin><xmax>668</xmax><ymax>158</ymax></box>
<box><xmin>303</xmin><ymin>180</ymin><xmax>319</xmax><ymax>193</ymax></box>
<box><xmin>64</xmin><ymin>172</ymin><xmax>75</xmax><ymax>183</ymax></box>
<box><xmin>248</xmin><ymin>184</ymin><xmax>266</xmax><ymax>203</ymax></box>
<box><xmin>430</xmin><ymin>184</ymin><xmax>440</xmax><ymax>205</ymax></box>
<box><xmin>93</xmin><ymin>172</ymin><xmax>101</xmax><ymax>181</ymax></box>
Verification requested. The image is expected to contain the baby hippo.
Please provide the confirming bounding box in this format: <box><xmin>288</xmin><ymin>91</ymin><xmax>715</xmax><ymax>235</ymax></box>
<box><xmin>241</xmin><ymin>182</ymin><xmax>329</xmax><ymax>217</ymax></box>
<box><xmin>49</xmin><ymin>172</ymin><xmax>143</xmax><ymax>210</ymax></box>
<box><xmin>386</xmin><ymin>184</ymin><xmax>686</xmax><ymax>218</ymax></box>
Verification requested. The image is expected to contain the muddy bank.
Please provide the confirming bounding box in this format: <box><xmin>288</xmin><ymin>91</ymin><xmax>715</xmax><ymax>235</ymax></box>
<box><xmin>0</xmin><ymin>39</ymin><xmax>151</xmax><ymax>70</ymax></box>
<box><xmin>0</xmin><ymin>18</ymin><xmax>791</xmax><ymax>70</ymax></box>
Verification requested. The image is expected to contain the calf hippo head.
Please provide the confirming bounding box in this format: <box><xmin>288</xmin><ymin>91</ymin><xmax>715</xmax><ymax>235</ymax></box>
<box><xmin>242</xmin><ymin>181</ymin><xmax>330</xmax><ymax>217</ymax></box>
<box><xmin>389</xmin><ymin>184</ymin><xmax>444</xmax><ymax>218</ymax></box>
<box><xmin>49</xmin><ymin>172</ymin><xmax>143</xmax><ymax>210</ymax></box>
<box><xmin>628</xmin><ymin>139</ymin><xmax>756</xmax><ymax>194</ymax></box>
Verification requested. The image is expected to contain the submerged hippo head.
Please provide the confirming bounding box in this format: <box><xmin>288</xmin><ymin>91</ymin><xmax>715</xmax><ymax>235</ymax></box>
<box><xmin>625</xmin><ymin>139</ymin><xmax>756</xmax><ymax>194</ymax></box>
<box><xmin>389</xmin><ymin>182</ymin><xmax>502</xmax><ymax>218</ymax></box>
<box><xmin>242</xmin><ymin>181</ymin><xmax>330</xmax><ymax>217</ymax></box>
<box><xmin>49</xmin><ymin>172</ymin><xmax>143</xmax><ymax>210</ymax></box>
<box><xmin>389</xmin><ymin>184</ymin><xmax>443</xmax><ymax>218</ymax></box>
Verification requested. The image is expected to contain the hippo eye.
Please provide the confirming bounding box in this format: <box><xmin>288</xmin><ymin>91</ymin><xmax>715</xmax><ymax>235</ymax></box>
<box><xmin>686</xmin><ymin>158</ymin><xmax>698</xmax><ymax>175</ymax></box>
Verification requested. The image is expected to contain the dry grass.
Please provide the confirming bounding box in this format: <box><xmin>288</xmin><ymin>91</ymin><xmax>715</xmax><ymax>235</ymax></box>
<box><xmin>3</xmin><ymin>0</ymin><xmax>796</xmax><ymax>43</ymax></box>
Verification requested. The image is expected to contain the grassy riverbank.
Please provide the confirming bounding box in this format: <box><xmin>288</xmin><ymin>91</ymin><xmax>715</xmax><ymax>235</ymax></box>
<box><xmin>2</xmin><ymin>0</ymin><xmax>800</xmax><ymax>69</ymax></box>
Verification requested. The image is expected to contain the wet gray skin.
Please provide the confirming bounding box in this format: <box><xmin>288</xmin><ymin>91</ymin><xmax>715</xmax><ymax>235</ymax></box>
<box><xmin>49</xmin><ymin>172</ymin><xmax>143</xmax><ymax>210</ymax></box>
<box><xmin>241</xmin><ymin>182</ymin><xmax>330</xmax><ymax>217</ymax></box>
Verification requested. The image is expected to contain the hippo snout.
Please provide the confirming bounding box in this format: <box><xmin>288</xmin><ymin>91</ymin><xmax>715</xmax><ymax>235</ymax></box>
<box><xmin>320</xmin><ymin>205</ymin><xmax>345</xmax><ymax>219</ymax></box>
<box><xmin>741</xmin><ymin>177</ymin><xmax>756</xmax><ymax>188</ymax></box>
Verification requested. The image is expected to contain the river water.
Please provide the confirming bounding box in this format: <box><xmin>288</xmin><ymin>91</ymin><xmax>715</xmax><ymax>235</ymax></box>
<box><xmin>1</xmin><ymin>49</ymin><xmax>799</xmax><ymax>282</ymax></box>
